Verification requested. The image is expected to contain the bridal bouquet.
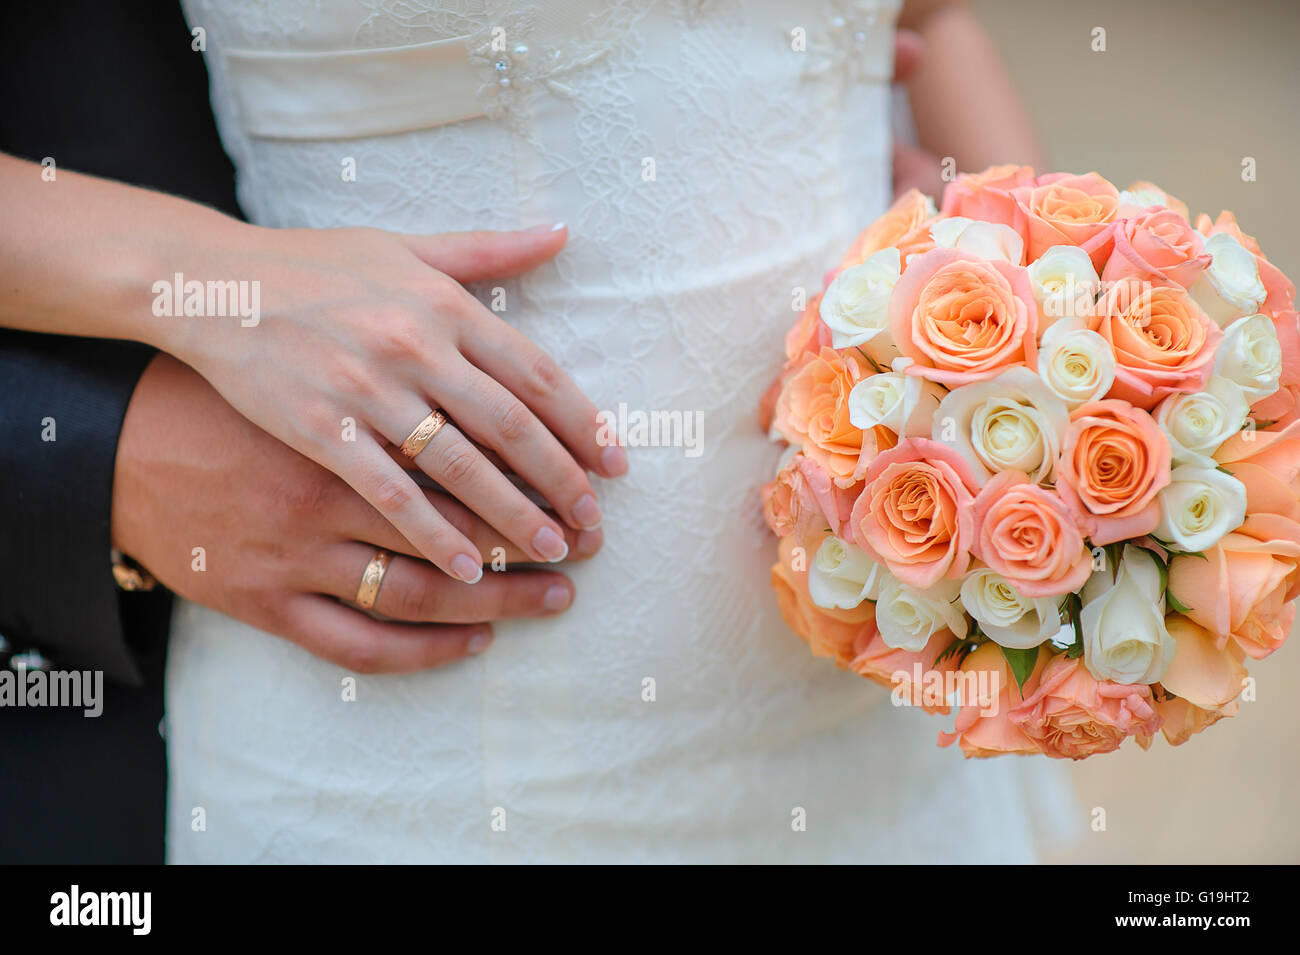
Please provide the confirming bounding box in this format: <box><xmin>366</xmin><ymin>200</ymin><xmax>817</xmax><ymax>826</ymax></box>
<box><xmin>761</xmin><ymin>165</ymin><xmax>1299</xmax><ymax>759</ymax></box>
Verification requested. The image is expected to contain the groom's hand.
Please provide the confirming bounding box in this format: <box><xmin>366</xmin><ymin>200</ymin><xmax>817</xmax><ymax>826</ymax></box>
<box><xmin>110</xmin><ymin>355</ymin><xmax>599</xmax><ymax>673</ymax></box>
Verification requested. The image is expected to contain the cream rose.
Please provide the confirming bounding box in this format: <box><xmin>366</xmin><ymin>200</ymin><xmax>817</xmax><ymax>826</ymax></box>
<box><xmin>875</xmin><ymin>574</ymin><xmax>967</xmax><ymax>652</ymax></box>
<box><xmin>808</xmin><ymin>535</ymin><xmax>885</xmax><ymax>610</ymax></box>
<box><xmin>1079</xmin><ymin>546</ymin><xmax>1175</xmax><ymax>685</ymax></box>
<box><xmin>1026</xmin><ymin>244</ymin><xmax>1101</xmax><ymax>330</ymax></box>
<box><xmin>933</xmin><ymin>366</ymin><xmax>1069</xmax><ymax>484</ymax></box>
<box><xmin>1215</xmin><ymin>313</ymin><xmax>1282</xmax><ymax>402</ymax></box>
<box><xmin>1190</xmin><ymin>231</ymin><xmax>1268</xmax><ymax>326</ymax></box>
<box><xmin>929</xmin><ymin>216</ymin><xmax>1025</xmax><ymax>264</ymax></box>
<box><xmin>1118</xmin><ymin>184</ymin><xmax>1183</xmax><ymax>214</ymax></box>
<box><xmin>846</xmin><ymin>358</ymin><xmax>944</xmax><ymax>438</ymax></box>
<box><xmin>1037</xmin><ymin>322</ymin><xmax>1116</xmax><ymax>409</ymax></box>
<box><xmin>959</xmin><ymin>568</ymin><xmax>1060</xmax><ymax>650</ymax></box>
<box><xmin>1153</xmin><ymin>375</ymin><xmax>1249</xmax><ymax>469</ymax></box>
<box><xmin>1154</xmin><ymin>465</ymin><xmax>1247</xmax><ymax>553</ymax></box>
<box><xmin>819</xmin><ymin>247</ymin><xmax>901</xmax><ymax>353</ymax></box>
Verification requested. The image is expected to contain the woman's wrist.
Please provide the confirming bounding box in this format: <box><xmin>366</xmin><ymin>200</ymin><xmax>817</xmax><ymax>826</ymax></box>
<box><xmin>131</xmin><ymin>214</ymin><xmax>268</xmax><ymax>365</ymax></box>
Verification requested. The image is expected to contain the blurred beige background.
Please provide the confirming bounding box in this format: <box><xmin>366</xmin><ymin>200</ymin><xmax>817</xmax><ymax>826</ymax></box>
<box><xmin>969</xmin><ymin>0</ymin><xmax>1300</xmax><ymax>863</ymax></box>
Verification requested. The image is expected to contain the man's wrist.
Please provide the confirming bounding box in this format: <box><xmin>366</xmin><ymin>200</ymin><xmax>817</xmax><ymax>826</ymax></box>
<box><xmin>109</xmin><ymin>353</ymin><xmax>165</xmax><ymax>561</ymax></box>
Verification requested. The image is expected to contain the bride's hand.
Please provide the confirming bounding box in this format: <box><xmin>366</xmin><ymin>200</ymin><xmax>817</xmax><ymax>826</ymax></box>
<box><xmin>160</xmin><ymin>221</ymin><xmax>625</xmax><ymax>583</ymax></box>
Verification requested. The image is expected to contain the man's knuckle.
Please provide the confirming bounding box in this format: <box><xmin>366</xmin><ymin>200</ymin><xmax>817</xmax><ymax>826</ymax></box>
<box><xmin>390</xmin><ymin>582</ymin><xmax>438</xmax><ymax>621</ymax></box>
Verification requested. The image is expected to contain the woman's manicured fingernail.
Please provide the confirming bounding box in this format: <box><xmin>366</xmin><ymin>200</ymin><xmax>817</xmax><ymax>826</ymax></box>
<box><xmin>543</xmin><ymin>585</ymin><xmax>572</xmax><ymax>611</ymax></box>
<box><xmin>523</xmin><ymin>222</ymin><xmax>565</xmax><ymax>233</ymax></box>
<box><xmin>575</xmin><ymin>528</ymin><xmax>603</xmax><ymax>555</ymax></box>
<box><xmin>601</xmin><ymin>445</ymin><xmax>628</xmax><ymax>477</ymax></box>
<box><xmin>532</xmin><ymin>526</ymin><xmax>569</xmax><ymax>562</ymax></box>
<box><xmin>571</xmin><ymin>494</ymin><xmax>601</xmax><ymax>529</ymax></box>
<box><xmin>468</xmin><ymin>629</ymin><xmax>493</xmax><ymax>654</ymax></box>
<box><xmin>452</xmin><ymin>553</ymin><xmax>483</xmax><ymax>583</ymax></box>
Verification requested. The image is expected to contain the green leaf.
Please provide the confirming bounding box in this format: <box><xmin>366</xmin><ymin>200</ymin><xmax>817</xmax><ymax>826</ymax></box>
<box><xmin>1166</xmin><ymin>590</ymin><xmax>1193</xmax><ymax>614</ymax></box>
<box><xmin>853</xmin><ymin>346</ymin><xmax>886</xmax><ymax>375</ymax></box>
<box><xmin>1065</xmin><ymin>642</ymin><xmax>1085</xmax><ymax>659</ymax></box>
<box><xmin>1151</xmin><ymin>534</ymin><xmax>1208</xmax><ymax>559</ymax></box>
<box><xmin>999</xmin><ymin>645</ymin><xmax>1039</xmax><ymax>694</ymax></box>
<box><xmin>1134</xmin><ymin>544</ymin><xmax>1169</xmax><ymax>594</ymax></box>
<box><xmin>934</xmin><ymin>636</ymin><xmax>964</xmax><ymax>666</ymax></box>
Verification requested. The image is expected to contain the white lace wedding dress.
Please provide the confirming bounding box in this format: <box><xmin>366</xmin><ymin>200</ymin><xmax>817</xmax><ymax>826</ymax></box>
<box><xmin>167</xmin><ymin>0</ymin><xmax>1077</xmax><ymax>863</ymax></box>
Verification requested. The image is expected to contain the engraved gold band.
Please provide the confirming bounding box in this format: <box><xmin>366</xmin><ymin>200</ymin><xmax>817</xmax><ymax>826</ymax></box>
<box><xmin>399</xmin><ymin>409</ymin><xmax>448</xmax><ymax>459</ymax></box>
<box><xmin>355</xmin><ymin>550</ymin><xmax>392</xmax><ymax>610</ymax></box>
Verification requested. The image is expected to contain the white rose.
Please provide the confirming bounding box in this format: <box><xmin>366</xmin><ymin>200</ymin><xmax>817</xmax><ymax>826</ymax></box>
<box><xmin>959</xmin><ymin>568</ymin><xmax>1061</xmax><ymax>650</ymax></box>
<box><xmin>846</xmin><ymin>357</ymin><xmax>945</xmax><ymax>438</ymax></box>
<box><xmin>1190</xmin><ymin>232</ymin><xmax>1267</xmax><ymax>326</ymax></box>
<box><xmin>876</xmin><ymin>574</ymin><xmax>966</xmax><ymax>652</ymax></box>
<box><xmin>819</xmin><ymin>247</ymin><xmax>901</xmax><ymax>354</ymax></box>
<box><xmin>933</xmin><ymin>366</ymin><xmax>1070</xmax><ymax>483</ymax></box>
<box><xmin>1027</xmin><ymin>245</ymin><xmax>1101</xmax><ymax>331</ymax></box>
<box><xmin>1080</xmin><ymin>546</ymin><xmax>1175</xmax><ymax>685</ymax></box>
<box><xmin>930</xmin><ymin>216</ymin><xmax>1025</xmax><ymax>265</ymax></box>
<box><xmin>1154</xmin><ymin>465</ymin><xmax>1247</xmax><ymax>553</ymax></box>
<box><xmin>1153</xmin><ymin>375</ymin><xmax>1249</xmax><ymax>468</ymax></box>
<box><xmin>1037</xmin><ymin>322</ymin><xmax>1117</xmax><ymax>409</ymax></box>
<box><xmin>1216</xmin><ymin>312</ymin><xmax>1282</xmax><ymax>402</ymax></box>
<box><xmin>1118</xmin><ymin>186</ymin><xmax>1175</xmax><ymax>211</ymax></box>
<box><xmin>808</xmin><ymin>536</ymin><xmax>885</xmax><ymax>610</ymax></box>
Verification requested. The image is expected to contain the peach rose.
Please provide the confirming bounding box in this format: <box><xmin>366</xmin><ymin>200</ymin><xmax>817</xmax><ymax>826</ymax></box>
<box><xmin>762</xmin><ymin>452</ymin><xmax>861</xmax><ymax>543</ymax></box>
<box><xmin>937</xmin><ymin>643</ymin><xmax>1048</xmax><ymax>757</ymax></box>
<box><xmin>940</xmin><ymin>163</ymin><xmax>1035</xmax><ymax>231</ymax></box>
<box><xmin>849</xmin><ymin>627</ymin><xmax>959</xmax><ymax>716</ymax></box>
<box><xmin>850</xmin><ymin>438</ymin><xmax>980</xmax><ymax>588</ymax></box>
<box><xmin>1252</xmin><ymin>384</ymin><xmax>1300</xmax><ymax>432</ymax></box>
<box><xmin>1089</xmin><ymin>279</ymin><xmax>1222</xmax><ymax>409</ymax></box>
<box><xmin>784</xmin><ymin>292</ymin><xmax>832</xmax><ymax>362</ymax></box>
<box><xmin>1145</xmin><ymin>694</ymin><xmax>1238</xmax><ymax>748</ymax></box>
<box><xmin>1213</xmin><ymin>417</ymin><xmax>1300</xmax><ymax>520</ymax></box>
<box><xmin>889</xmin><ymin>247</ymin><xmax>1038</xmax><ymax>386</ymax></box>
<box><xmin>1008</xmin><ymin>654</ymin><xmax>1163</xmax><ymax>759</ymax></box>
<box><xmin>1101</xmin><ymin>208</ymin><xmax>1211</xmax><ymax>289</ymax></box>
<box><xmin>1056</xmin><ymin>399</ymin><xmax>1172</xmax><ymax>545</ymax></box>
<box><xmin>1010</xmin><ymin>171</ymin><xmax>1120</xmax><ymax>270</ymax></box>
<box><xmin>773</xmin><ymin>347</ymin><xmax>870</xmax><ymax>487</ymax></box>
<box><xmin>771</xmin><ymin>535</ymin><xmax>877</xmax><ymax>668</ymax></box>
<box><xmin>1140</xmin><ymin>615</ymin><xmax>1245</xmax><ymax>746</ymax></box>
<box><xmin>1197</xmin><ymin>210</ymin><xmax>1296</xmax><ymax>318</ymax></box>
<box><xmin>972</xmin><ymin>471</ymin><xmax>1093</xmax><ymax>597</ymax></box>
<box><xmin>839</xmin><ymin>188</ymin><xmax>937</xmax><ymax>271</ymax></box>
<box><xmin>1167</xmin><ymin>513</ymin><xmax>1300</xmax><ymax>660</ymax></box>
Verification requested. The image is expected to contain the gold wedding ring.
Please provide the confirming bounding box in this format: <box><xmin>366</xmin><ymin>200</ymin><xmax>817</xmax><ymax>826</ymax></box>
<box><xmin>355</xmin><ymin>550</ymin><xmax>392</xmax><ymax>610</ymax></box>
<box><xmin>399</xmin><ymin>409</ymin><xmax>448</xmax><ymax>460</ymax></box>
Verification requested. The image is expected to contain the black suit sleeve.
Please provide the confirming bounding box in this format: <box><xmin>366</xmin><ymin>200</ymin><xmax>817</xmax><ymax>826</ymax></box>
<box><xmin>0</xmin><ymin>2</ymin><xmax>243</xmax><ymax>687</ymax></box>
<box><xmin>0</xmin><ymin>333</ymin><xmax>170</xmax><ymax>685</ymax></box>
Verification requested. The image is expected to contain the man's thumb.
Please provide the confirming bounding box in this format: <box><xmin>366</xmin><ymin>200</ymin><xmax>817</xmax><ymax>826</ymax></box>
<box><xmin>399</xmin><ymin>224</ymin><xmax>567</xmax><ymax>283</ymax></box>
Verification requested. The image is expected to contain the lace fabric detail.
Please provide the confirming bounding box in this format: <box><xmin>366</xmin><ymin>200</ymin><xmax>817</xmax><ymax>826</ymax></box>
<box><xmin>465</xmin><ymin>3</ymin><xmax>647</xmax><ymax>123</ymax></box>
<box><xmin>167</xmin><ymin>0</ymin><xmax>1068</xmax><ymax>863</ymax></box>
